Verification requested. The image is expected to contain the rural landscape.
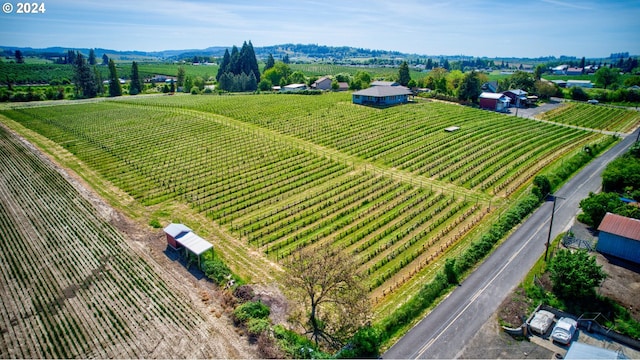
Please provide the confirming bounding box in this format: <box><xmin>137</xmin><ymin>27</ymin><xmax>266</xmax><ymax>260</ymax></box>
<box><xmin>2</xmin><ymin>5</ymin><xmax>640</xmax><ymax>357</ymax></box>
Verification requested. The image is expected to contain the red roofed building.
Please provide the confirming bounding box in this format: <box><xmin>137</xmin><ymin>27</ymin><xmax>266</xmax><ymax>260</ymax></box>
<box><xmin>596</xmin><ymin>213</ymin><xmax>640</xmax><ymax>264</ymax></box>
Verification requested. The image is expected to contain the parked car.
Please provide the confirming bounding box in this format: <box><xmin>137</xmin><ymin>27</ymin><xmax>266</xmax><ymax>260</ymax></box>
<box><xmin>587</xmin><ymin>99</ymin><xmax>599</xmax><ymax>104</ymax></box>
<box><xmin>529</xmin><ymin>310</ymin><xmax>555</xmax><ymax>335</ymax></box>
<box><xmin>551</xmin><ymin>317</ymin><xmax>578</xmax><ymax>344</ymax></box>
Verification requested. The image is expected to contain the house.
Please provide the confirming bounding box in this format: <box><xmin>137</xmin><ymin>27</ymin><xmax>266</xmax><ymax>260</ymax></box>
<box><xmin>311</xmin><ymin>76</ymin><xmax>332</xmax><ymax>90</ymax></box>
<box><xmin>281</xmin><ymin>83</ymin><xmax>307</xmax><ymax>92</ymax></box>
<box><xmin>567</xmin><ymin>80</ymin><xmax>593</xmax><ymax>88</ymax></box>
<box><xmin>481</xmin><ymin>81</ymin><xmax>499</xmax><ymax>93</ymax></box>
<box><xmin>163</xmin><ymin>223</ymin><xmax>214</xmax><ymax>268</ymax></box>
<box><xmin>552</xmin><ymin>65</ymin><xmax>569</xmax><ymax>74</ymax></box>
<box><xmin>503</xmin><ymin>89</ymin><xmax>528</xmax><ymax>107</ymax></box>
<box><xmin>337</xmin><ymin>82</ymin><xmax>349</xmax><ymax>91</ymax></box>
<box><xmin>370</xmin><ymin>80</ymin><xmax>399</xmax><ymax>87</ymax></box>
<box><xmin>596</xmin><ymin>213</ymin><xmax>640</xmax><ymax>264</ymax></box>
<box><xmin>566</xmin><ymin>67</ymin><xmax>583</xmax><ymax>75</ymax></box>
<box><xmin>478</xmin><ymin>92</ymin><xmax>510</xmax><ymax>112</ymax></box>
<box><xmin>352</xmin><ymin>85</ymin><xmax>412</xmax><ymax>106</ymax></box>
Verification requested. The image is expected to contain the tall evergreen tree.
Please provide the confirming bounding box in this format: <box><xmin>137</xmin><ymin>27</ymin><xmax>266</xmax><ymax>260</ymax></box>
<box><xmin>88</xmin><ymin>48</ymin><xmax>97</xmax><ymax>65</ymax></box>
<box><xmin>102</xmin><ymin>53</ymin><xmax>109</xmax><ymax>66</ymax></box>
<box><xmin>108</xmin><ymin>59</ymin><xmax>122</xmax><ymax>97</ymax></box>
<box><xmin>14</xmin><ymin>50</ymin><xmax>24</xmax><ymax>64</ymax></box>
<box><xmin>264</xmin><ymin>53</ymin><xmax>275</xmax><ymax>72</ymax></box>
<box><xmin>230</xmin><ymin>46</ymin><xmax>241</xmax><ymax>75</ymax></box>
<box><xmin>93</xmin><ymin>66</ymin><xmax>104</xmax><ymax>95</ymax></box>
<box><xmin>129</xmin><ymin>61</ymin><xmax>142</xmax><ymax>95</ymax></box>
<box><xmin>216</xmin><ymin>49</ymin><xmax>230</xmax><ymax>81</ymax></box>
<box><xmin>398</xmin><ymin>61</ymin><xmax>410</xmax><ymax>86</ymax></box>
<box><xmin>73</xmin><ymin>52</ymin><xmax>98</xmax><ymax>98</ymax></box>
<box><xmin>177</xmin><ymin>66</ymin><xmax>186</xmax><ymax>87</ymax></box>
<box><xmin>67</xmin><ymin>50</ymin><xmax>76</xmax><ymax>65</ymax></box>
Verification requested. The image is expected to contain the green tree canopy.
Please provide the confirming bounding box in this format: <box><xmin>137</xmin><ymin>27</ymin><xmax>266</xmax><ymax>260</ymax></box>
<box><xmin>507</xmin><ymin>71</ymin><xmax>536</xmax><ymax>93</ymax></box>
<box><xmin>73</xmin><ymin>52</ymin><xmax>98</xmax><ymax>98</ymax></box>
<box><xmin>177</xmin><ymin>66</ymin><xmax>186</xmax><ymax>87</ymax></box>
<box><xmin>594</xmin><ymin>67</ymin><xmax>620</xmax><ymax>89</ymax></box>
<box><xmin>263</xmin><ymin>53</ymin><xmax>275</xmax><ymax>72</ymax></box>
<box><xmin>107</xmin><ymin>59</ymin><xmax>121</xmax><ymax>97</ymax></box>
<box><xmin>129</xmin><ymin>61</ymin><xmax>142</xmax><ymax>95</ymax></box>
<box><xmin>602</xmin><ymin>149</ymin><xmax>640</xmax><ymax>194</ymax></box>
<box><xmin>457</xmin><ymin>70</ymin><xmax>482</xmax><ymax>103</ymax></box>
<box><xmin>398</xmin><ymin>61</ymin><xmax>410</xmax><ymax>86</ymax></box>
<box><xmin>262</xmin><ymin>61</ymin><xmax>291</xmax><ymax>87</ymax></box>
<box><xmin>578</xmin><ymin>192</ymin><xmax>625</xmax><ymax>228</ymax></box>
<box><xmin>548</xmin><ymin>249</ymin><xmax>606</xmax><ymax>299</ymax></box>
<box><xmin>88</xmin><ymin>48</ymin><xmax>96</xmax><ymax>65</ymax></box>
<box><xmin>102</xmin><ymin>53</ymin><xmax>109</xmax><ymax>66</ymax></box>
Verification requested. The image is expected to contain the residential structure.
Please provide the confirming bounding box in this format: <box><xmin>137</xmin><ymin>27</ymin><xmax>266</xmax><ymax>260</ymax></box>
<box><xmin>311</xmin><ymin>76</ymin><xmax>332</xmax><ymax>90</ymax></box>
<box><xmin>478</xmin><ymin>92</ymin><xmax>510</xmax><ymax>112</ymax></box>
<box><xmin>596</xmin><ymin>213</ymin><xmax>640</xmax><ymax>264</ymax></box>
<box><xmin>352</xmin><ymin>85</ymin><xmax>412</xmax><ymax>106</ymax></box>
<box><xmin>566</xmin><ymin>67</ymin><xmax>583</xmax><ymax>75</ymax></box>
<box><xmin>503</xmin><ymin>89</ymin><xmax>528</xmax><ymax>108</ymax></box>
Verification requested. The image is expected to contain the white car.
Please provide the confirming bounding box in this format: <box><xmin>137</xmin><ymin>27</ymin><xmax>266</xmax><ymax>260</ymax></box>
<box><xmin>551</xmin><ymin>317</ymin><xmax>578</xmax><ymax>344</ymax></box>
<box><xmin>529</xmin><ymin>310</ymin><xmax>555</xmax><ymax>335</ymax></box>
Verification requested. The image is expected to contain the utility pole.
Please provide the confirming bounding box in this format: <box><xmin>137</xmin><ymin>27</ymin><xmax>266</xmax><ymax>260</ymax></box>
<box><xmin>545</xmin><ymin>194</ymin><xmax>565</xmax><ymax>261</ymax></box>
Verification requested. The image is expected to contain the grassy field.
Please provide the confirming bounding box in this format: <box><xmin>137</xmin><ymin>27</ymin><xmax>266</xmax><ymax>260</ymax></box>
<box><xmin>0</xmin><ymin>93</ymin><xmax>634</xmax><ymax>322</ymax></box>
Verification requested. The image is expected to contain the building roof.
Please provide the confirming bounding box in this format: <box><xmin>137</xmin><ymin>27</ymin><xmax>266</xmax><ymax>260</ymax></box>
<box><xmin>505</xmin><ymin>89</ymin><xmax>528</xmax><ymax>96</ymax></box>
<box><xmin>313</xmin><ymin>76</ymin><xmax>331</xmax><ymax>85</ymax></box>
<box><xmin>370</xmin><ymin>80</ymin><xmax>399</xmax><ymax>87</ymax></box>
<box><xmin>598</xmin><ymin>213</ymin><xmax>640</xmax><ymax>241</ymax></box>
<box><xmin>565</xmin><ymin>342</ymin><xmax>621</xmax><ymax>360</ymax></box>
<box><xmin>353</xmin><ymin>86</ymin><xmax>412</xmax><ymax>97</ymax></box>
<box><xmin>177</xmin><ymin>232</ymin><xmax>213</xmax><ymax>255</ymax></box>
<box><xmin>479</xmin><ymin>92</ymin><xmax>509</xmax><ymax>100</ymax></box>
<box><xmin>283</xmin><ymin>83</ymin><xmax>307</xmax><ymax>89</ymax></box>
<box><xmin>164</xmin><ymin>223</ymin><xmax>192</xmax><ymax>239</ymax></box>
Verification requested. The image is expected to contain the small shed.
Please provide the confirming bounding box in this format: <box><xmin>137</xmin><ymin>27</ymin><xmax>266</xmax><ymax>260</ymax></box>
<box><xmin>479</xmin><ymin>92</ymin><xmax>510</xmax><ymax>112</ymax></box>
<box><xmin>163</xmin><ymin>223</ymin><xmax>214</xmax><ymax>269</ymax></box>
<box><xmin>596</xmin><ymin>213</ymin><xmax>640</xmax><ymax>264</ymax></box>
<box><xmin>164</xmin><ymin>223</ymin><xmax>192</xmax><ymax>249</ymax></box>
<box><xmin>281</xmin><ymin>83</ymin><xmax>307</xmax><ymax>92</ymax></box>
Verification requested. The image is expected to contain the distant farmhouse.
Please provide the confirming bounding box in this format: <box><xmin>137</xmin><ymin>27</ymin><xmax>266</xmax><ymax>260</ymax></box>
<box><xmin>352</xmin><ymin>85</ymin><xmax>412</xmax><ymax>106</ymax></box>
<box><xmin>311</xmin><ymin>76</ymin><xmax>332</xmax><ymax>90</ymax></box>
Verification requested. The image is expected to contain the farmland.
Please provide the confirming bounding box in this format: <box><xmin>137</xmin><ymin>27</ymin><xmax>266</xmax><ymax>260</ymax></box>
<box><xmin>0</xmin><ymin>125</ymin><xmax>255</xmax><ymax>358</ymax></box>
<box><xmin>0</xmin><ymin>93</ymin><xmax>632</xmax><ymax>321</ymax></box>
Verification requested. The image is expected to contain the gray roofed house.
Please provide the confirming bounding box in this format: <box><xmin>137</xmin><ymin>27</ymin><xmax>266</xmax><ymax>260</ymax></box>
<box><xmin>352</xmin><ymin>85</ymin><xmax>412</xmax><ymax>106</ymax></box>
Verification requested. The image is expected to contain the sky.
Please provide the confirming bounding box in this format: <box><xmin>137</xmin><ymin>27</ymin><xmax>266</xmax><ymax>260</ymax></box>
<box><xmin>1</xmin><ymin>0</ymin><xmax>639</xmax><ymax>58</ymax></box>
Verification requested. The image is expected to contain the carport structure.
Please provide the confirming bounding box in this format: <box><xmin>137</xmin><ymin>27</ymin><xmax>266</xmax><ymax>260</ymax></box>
<box><xmin>163</xmin><ymin>223</ymin><xmax>213</xmax><ymax>269</ymax></box>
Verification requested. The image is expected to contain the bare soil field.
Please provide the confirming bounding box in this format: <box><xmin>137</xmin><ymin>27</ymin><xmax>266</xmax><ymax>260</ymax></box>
<box><xmin>0</xmin><ymin>124</ymin><xmax>259</xmax><ymax>358</ymax></box>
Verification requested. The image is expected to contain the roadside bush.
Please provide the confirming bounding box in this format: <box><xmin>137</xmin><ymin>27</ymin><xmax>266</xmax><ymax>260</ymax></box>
<box><xmin>336</xmin><ymin>325</ymin><xmax>382</xmax><ymax>359</ymax></box>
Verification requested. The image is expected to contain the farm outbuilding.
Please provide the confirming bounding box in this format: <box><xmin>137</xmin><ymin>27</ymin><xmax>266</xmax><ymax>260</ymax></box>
<box><xmin>352</xmin><ymin>85</ymin><xmax>412</xmax><ymax>106</ymax></box>
<box><xmin>163</xmin><ymin>223</ymin><xmax>214</xmax><ymax>268</ymax></box>
<box><xmin>596</xmin><ymin>213</ymin><xmax>640</xmax><ymax>264</ymax></box>
<box><xmin>164</xmin><ymin>223</ymin><xmax>192</xmax><ymax>249</ymax></box>
<box><xmin>479</xmin><ymin>92</ymin><xmax>510</xmax><ymax>112</ymax></box>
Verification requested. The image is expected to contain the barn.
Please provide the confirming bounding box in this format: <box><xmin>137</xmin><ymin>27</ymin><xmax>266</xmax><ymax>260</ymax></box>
<box><xmin>596</xmin><ymin>213</ymin><xmax>640</xmax><ymax>264</ymax></box>
<box><xmin>352</xmin><ymin>86</ymin><xmax>412</xmax><ymax>106</ymax></box>
<box><xmin>479</xmin><ymin>92</ymin><xmax>510</xmax><ymax>112</ymax></box>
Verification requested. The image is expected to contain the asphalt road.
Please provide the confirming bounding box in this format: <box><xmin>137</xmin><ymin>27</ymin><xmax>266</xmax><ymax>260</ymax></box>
<box><xmin>383</xmin><ymin>128</ymin><xmax>639</xmax><ymax>359</ymax></box>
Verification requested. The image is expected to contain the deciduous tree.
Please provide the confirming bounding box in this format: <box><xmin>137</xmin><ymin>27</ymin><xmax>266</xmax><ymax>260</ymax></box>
<box><xmin>285</xmin><ymin>245</ymin><xmax>370</xmax><ymax>350</ymax></box>
<box><xmin>594</xmin><ymin>67</ymin><xmax>620</xmax><ymax>89</ymax></box>
<box><xmin>548</xmin><ymin>249</ymin><xmax>606</xmax><ymax>299</ymax></box>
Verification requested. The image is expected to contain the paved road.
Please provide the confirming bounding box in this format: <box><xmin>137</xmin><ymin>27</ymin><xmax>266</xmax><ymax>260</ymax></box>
<box><xmin>383</xmin><ymin>128</ymin><xmax>639</xmax><ymax>359</ymax></box>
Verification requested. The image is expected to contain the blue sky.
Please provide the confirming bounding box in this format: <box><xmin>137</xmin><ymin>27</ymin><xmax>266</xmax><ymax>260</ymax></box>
<box><xmin>1</xmin><ymin>0</ymin><xmax>639</xmax><ymax>58</ymax></box>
